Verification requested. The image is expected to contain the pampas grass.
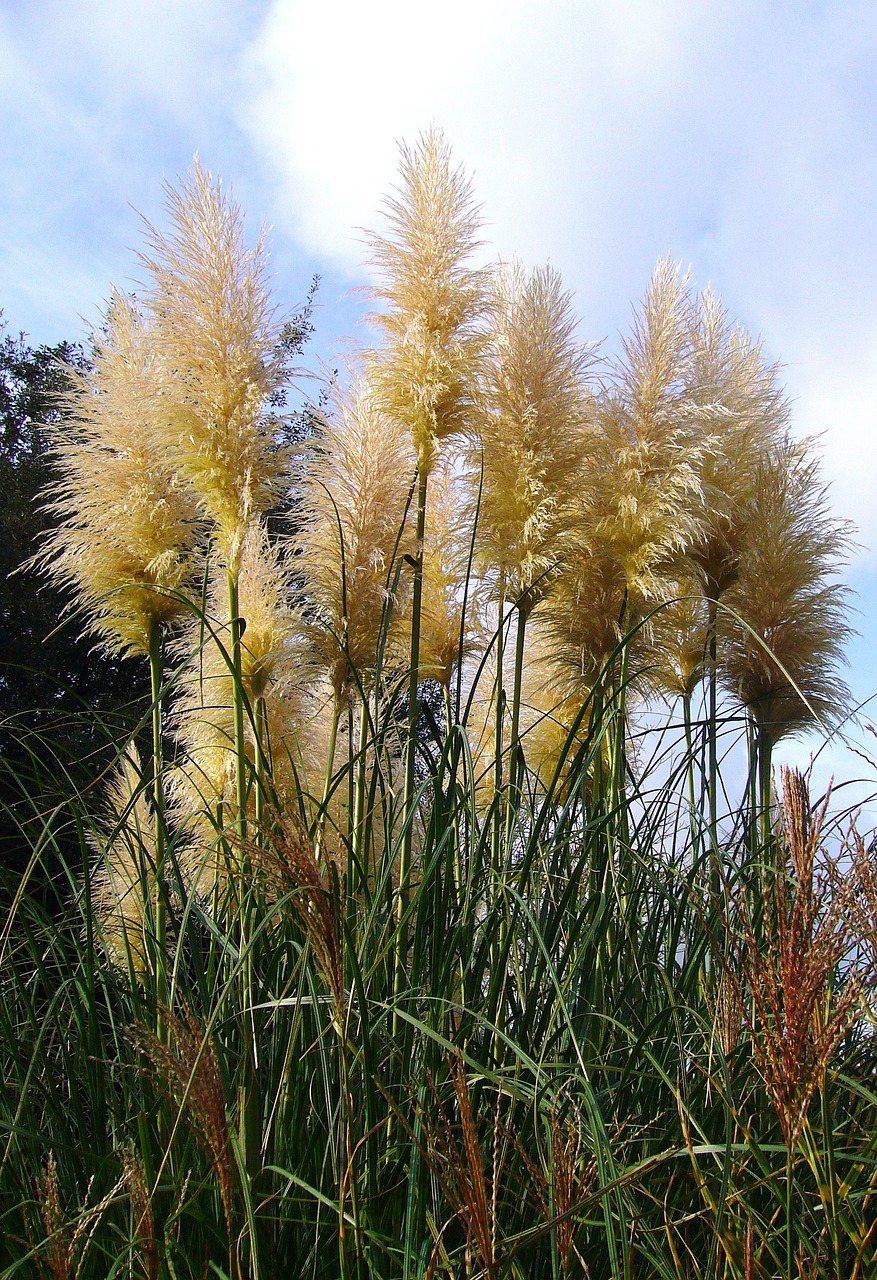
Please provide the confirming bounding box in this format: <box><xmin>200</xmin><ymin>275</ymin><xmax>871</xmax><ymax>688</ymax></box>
<box><xmin>5</xmin><ymin>134</ymin><xmax>872</xmax><ymax>1280</ymax></box>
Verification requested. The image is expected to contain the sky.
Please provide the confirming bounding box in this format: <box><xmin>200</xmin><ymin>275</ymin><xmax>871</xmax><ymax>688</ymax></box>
<box><xmin>2</xmin><ymin>0</ymin><xmax>877</xmax><ymax>807</ymax></box>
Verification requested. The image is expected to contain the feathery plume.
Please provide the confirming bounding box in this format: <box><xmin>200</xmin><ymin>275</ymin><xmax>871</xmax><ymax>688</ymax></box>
<box><xmin>295</xmin><ymin>377</ymin><xmax>415</xmax><ymax>702</ymax></box>
<box><xmin>169</xmin><ymin>524</ymin><xmax>310</xmax><ymax>886</ymax></box>
<box><xmin>89</xmin><ymin>749</ymin><xmax>156</xmax><ymax>980</ymax></box>
<box><xmin>120</xmin><ymin>1149</ymin><xmax>158</xmax><ymax>1280</ymax></box>
<box><xmin>36</xmin><ymin>1153</ymin><xmax>72</xmax><ymax>1280</ymax></box>
<box><xmin>539</xmin><ymin>260</ymin><xmax>704</xmax><ymax>706</ymax></box>
<box><xmin>720</xmin><ymin>437</ymin><xmax>854</xmax><ymax>744</ymax></box>
<box><xmin>366</xmin><ymin>128</ymin><xmax>487</xmax><ymax>476</ymax></box>
<box><xmin>419</xmin><ymin>459</ymin><xmax>480</xmax><ymax>688</ymax></box>
<box><xmin>589</xmin><ymin>258</ymin><xmax>703</xmax><ymax>605</ymax></box>
<box><xmin>539</xmin><ymin>546</ymin><xmax>635</xmax><ymax>702</ymax></box>
<box><xmin>645</xmin><ymin>583</ymin><xmax>711</xmax><ymax>702</ymax></box>
<box><xmin>36</xmin><ymin>292</ymin><xmax>199</xmax><ymax>656</ymax></box>
<box><xmin>474</xmin><ymin>260</ymin><xmax>595</xmax><ymax>614</ymax></box>
<box><xmin>141</xmin><ymin>159</ymin><xmax>285</xmax><ymax>574</ymax></box>
<box><xmin>687</xmin><ymin>288</ymin><xmax>790</xmax><ymax>600</ymax></box>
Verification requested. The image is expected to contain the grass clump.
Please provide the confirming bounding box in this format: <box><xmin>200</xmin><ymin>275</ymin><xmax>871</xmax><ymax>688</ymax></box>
<box><xmin>2</xmin><ymin>133</ymin><xmax>873</xmax><ymax>1280</ymax></box>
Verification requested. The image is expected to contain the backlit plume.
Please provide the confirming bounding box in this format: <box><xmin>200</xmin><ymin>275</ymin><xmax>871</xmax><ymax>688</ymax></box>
<box><xmin>589</xmin><ymin>259</ymin><xmax>703</xmax><ymax>610</ymax></box>
<box><xmin>90</xmin><ymin>750</ymin><xmax>155</xmax><ymax>979</ymax></box>
<box><xmin>295</xmin><ymin>378</ymin><xmax>415</xmax><ymax>702</ymax></box>
<box><xmin>38</xmin><ymin>292</ymin><xmax>199</xmax><ymax>656</ymax></box>
<box><xmin>687</xmin><ymin>287</ymin><xmax>790</xmax><ymax>599</ymax></box>
<box><xmin>170</xmin><ymin>525</ymin><xmax>309</xmax><ymax>881</ymax></box>
<box><xmin>720</xmin><ymin>438</ymin><xmax>853</xmax><ymax>744</ymax></box>
<box><xmin>475</xmin><ymin>261</ymin><xmax>595</xmax><ymax>614</ymax></box>
<box><xmin>142</xmin><ymin>159</ymin><xmax>285</xmax><ymax>574</ymax></box>
<box><xmin>366</xmin><ymin>128</ymin><xmax>487</xmax><ymax>476</ymax></box>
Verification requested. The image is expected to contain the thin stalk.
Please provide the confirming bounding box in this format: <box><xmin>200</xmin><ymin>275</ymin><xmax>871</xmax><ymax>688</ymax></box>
<box><xmin>315</xmin><ymin>695</ymin><xmax>342</xmax><ymax>862</ymax></box>
<box><xmin>682</xmin><ymin>689</ymin><xmax>699</xmax><ymax>860</ymax></box>
<box><xmin>492</xmin><ymin>582</ymin><xmax>507</xmax><ymax>879</ymax></box>
<box><xmin>820</xmin><ymin>1072</ymin><xmax>843</xmax><ymax>1280</ymax></box>
<box><xmin>786</xmin><ymin>1143</ymin><xmax>795</xmax><ymax>1280</ymax></box>
<box><xmin>253</xmin><ymin>695</ymin><xmax>267</xmax><ymax>836</ymax></box>
<box><xmin>352</xmin><ymin>693</ymin><xmax>369</xmax><ymax>892</ymax></box>
<box><xmin>706</xmin><ymin>597</ymin><xmax>719</xmax><ymax>868</ymax></box>
<box><xmin>505</xmin><ymin>601</ymin><xmax>528</xmax><ymax>851</ymax></box>
<box><xmin>226</xmin><ymin>569</ymin><xmax>248</xmax><ymax>845</ymax></box>
<box><xmin>757</xmin><ymin>720</ymin><xmax>773</xmax><ymax>856</ymax></box>
<box><xmin>395</xmin><ymin>468</ymin><xmax>428</xmax><ymax>993</ymax></box>
<box><xmin>227</xmin><ymin>568</ymin><xmax>259</xmax><ymax>1185</ymax></box>
<box><xmin>147</xmin><ymin>617</ymin><xmax>168</xmax><ymax>1021</ymax></box>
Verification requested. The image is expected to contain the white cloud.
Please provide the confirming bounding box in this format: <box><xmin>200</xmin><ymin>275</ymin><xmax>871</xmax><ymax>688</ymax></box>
<box><xmin>238</xmin><ymin>0</ymin><xmax>877</xmax><ymax>551</ymax></box>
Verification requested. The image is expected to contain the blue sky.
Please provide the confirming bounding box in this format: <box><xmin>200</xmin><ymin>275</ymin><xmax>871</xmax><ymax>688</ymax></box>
<box><xmin>3</xmin><ymin>0</ymin><xmax>877</xmax><ymax>804</ymax></box>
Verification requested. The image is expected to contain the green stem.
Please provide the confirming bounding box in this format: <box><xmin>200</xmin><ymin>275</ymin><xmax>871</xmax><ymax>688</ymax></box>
<box><xmin>492</xmin><ymin>583</ymin><xmax>507</xmax><ymax>880</ymax></box>
<box><xmin>315</xmin><ymin>695</ymin><xmax>342</xmax><ymax>863</ymax></box>
<box><xmin>226</xmin><ymin>568</ymin><xmax>259</xmax><ymax>1184</ymax></box>
<box><xmin>147</xmin><ymin>618</ymin><xmax>168</xmax><ymax>1026</ymax></box>
<box><xmin>682</xmin><ymin>689</ymin><xmax>699</xmax><ymax>860</ymax></box>
<box><xmin>757</xmin><ymin>719</ymin><xmax>773</xmax><ymax>857</ymax></box>
<box><xmin>706</xmin><ymin>597</ymin><xmax>719</xmax><ymax>867</ymax></box>
<box><xmin>821</xmin><ymin>1071</ymin><xmax>842</xmax><ymax>1280</ymax></box>
<box><xmin>504</xmin><ymin>601</ymin><xmax>528</xmax><ymax>856</ymax></box>
<box><xmin>786</xmin><ymin>1142</ymin><xmax>795</xmax><ymax>1280</ymax></box>
<box><xmin>394</xmin><ymin>469</ymin><xmax>428</xmax><ymax>1012</ymax></box>
<box><xmin>352</xmin><ymin>693</ymin><xmax>369</xmax><ymax>893</ymax></box>
<box><xmin>227</xmin><ymin>570</ymin><xmax>248</xmax><ymax>845</ymax></box>
<box><xmin>254</xmin><ymin>695</ymin><xmax>267</xmax><ymax>836</ymax></box>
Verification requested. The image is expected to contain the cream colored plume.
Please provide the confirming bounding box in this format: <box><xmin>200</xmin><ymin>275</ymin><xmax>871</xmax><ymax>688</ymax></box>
<box><xmin>169</xmin><ymin>524</ymin><xmax>311</xmax><ymax>888</ymax></box>
<box><xmin>474</xmin><ymin>261</ymin><xmax>595</xmax><ymax>613</ymax></box>
<box><xmin>366</xmin><ymin>128</ymin><xmax>487</xmax><ymax>476</ymax></box>
<box><xmin>644</xmin><ymin>582</ymin><xmax>711</xmax><ymax>703</ymax></box>
<box><xmin>419</xmin><ymin>459</ymin><xmax>482</xmax><ymax>689</ymax></box>
<box><xmin>37</xmin><ymin>292</ymin><xmax>200</xmax><ymax>656</ymax></box>
<box><xmin>587</xmin><ymin>258</ymin><xmax>703</xmax><ymax>609</ymax></box>
<box><xmin>295</xmin><ymin>377</ymin><xmax>415</xmax><ymax>702</ymax></box>
<box><xmin>539</xmin><ymin>545</ymin><xmax>639</xmax><ymax>703</ymax></box>
<box><xmin>687</xmin><ymin>288</ymin><xmax>790</xmax><ymax>598</ymax></box>
<box><xmin>90</xmin><ymin>749</ymin><xmax>155</xmax><ymax>979</ymax></box>
<box><xmin>720</xmin><ymin>437</ymin><xmax>853</xmax><ymax>744</ymax></box>
<box><xmin>141</xmin><ymin>159</ymin><xmax>285</xmax><ymax>573</ymax></box>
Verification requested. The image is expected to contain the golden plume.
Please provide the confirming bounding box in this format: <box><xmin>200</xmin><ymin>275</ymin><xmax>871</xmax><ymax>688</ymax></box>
<box><xmin>169</xmin><ymin>524</ymin><xmax>311</xmax><ymax>887</ymax></box>
<box><xmin>474</xmin><ymin>260</ymin><xmax>595</xmax><ymax>614</ymax></box>
<box><xmin>687</xmin><ymin>287</ymin><xmax>790</xmax><ymax>599</ymax></box>
<box><xmin>366</xmin><ymin>128</ymin><xmax>487</xmax><ymax>476</ymax></box>
<box><xmin>141</xmin><ymin>158</ymin><xmax>286</xmax><ymax>574</ymax></box>
<box><xmin>90</xmin><ymin>749</ymin><xmax>155</xmax><ymax>980</ymax></box>
<box><xmin>539</xmin><ymin>259</ymin><xmax>704</xmax><ymax>704</ymax></box>
<box><xmin>720</xmin><ymin>437</ymin><xmax>853</xmax><ymax>744</ymax></box>
<box><xmin>294</xmin><ymin>376</ymin><xmax>415</xmax><ymax>703</ymax></box>
<box><xmin>419</xmin><ymin>458</ymin><xmax>481</xmax><ymax>689</ymax></box>
<box><xmin>644</xmin><ymin>581</ymin><xmax>711</xmax><ymax>703</ymax></box>
<box><xmin>36</xmin><ymin>291</ymin><xmax>199</xmax><ymax>656</ymax></box>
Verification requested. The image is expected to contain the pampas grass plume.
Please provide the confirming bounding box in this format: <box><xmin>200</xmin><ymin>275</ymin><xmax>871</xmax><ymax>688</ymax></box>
<box><xmin>475</xmin><ymin>260</ymin><xmax>595</xmax><ymax>613</ymax></box>
<box><xmin>37</xmin><ymin>291</ymin><xmax>199</xmax><ymax>656</ymax></box>
<box><xmin>295</xmin><ymin>377</ymin><xmax>415</xmax><ymax>701</ymax></box>
<box><xmin>142</xmin><ymin>158</ymin><xmax>285</xmax><ymax>573</ymax></box>
<box><xmin>90</xmin><ymin>749</ymin><xmax>155</xmax><ymax>980</ymax></box>
<box><xmin>366</xmin><ymin>128</ymin><xmax>487</xmax><ymax>476</ymax></box>
<box><xmin>720</xmin><ymin>438</ymin><xmax>854</xmax><ymax>743</ymax></box>
<box><xmin>170</xmin><ymin>524</ymin><xmax>309</xmax><ymax>884</ymax></box>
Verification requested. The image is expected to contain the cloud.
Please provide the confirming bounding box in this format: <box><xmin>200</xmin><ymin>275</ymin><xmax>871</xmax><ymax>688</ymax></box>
<box><xmin>238</xmin><ymin>0</ymin><xmax>877</xmax><ymax>549</ymax></box>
